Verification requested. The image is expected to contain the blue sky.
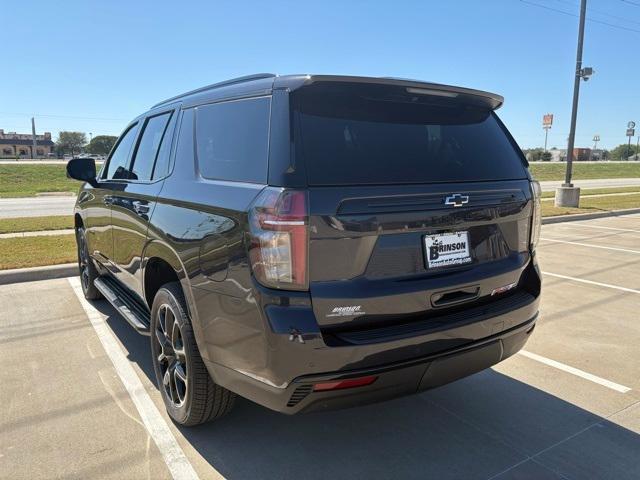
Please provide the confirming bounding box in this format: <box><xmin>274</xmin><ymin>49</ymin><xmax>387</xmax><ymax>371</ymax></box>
<box><xmin>2</xmin><ymin>0</ymin><xmax>639</xmax><ymax>149</ymax></box>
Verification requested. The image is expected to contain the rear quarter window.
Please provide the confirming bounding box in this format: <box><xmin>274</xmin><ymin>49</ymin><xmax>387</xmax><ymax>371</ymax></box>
<box><xmin>195</xmin><ymin>97</ymin><xmax>271</xmax><ymax>183</ymax></box>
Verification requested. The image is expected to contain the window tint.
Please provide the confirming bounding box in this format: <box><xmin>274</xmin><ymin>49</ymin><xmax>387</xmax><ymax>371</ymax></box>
<box><xmin>293</xmin><ymin>85</ymin><xmax>527</xmax><ymax>185</ymax></box>
<box><xmin>130</xmin><ymin>112</ymin><xmax>172</xmax><ymax>181</ymax></box>
<box><xmin>104</xmin><ymin>124</ymin><xmax>138</xmax><ymax>180</ymax></box>
<box><xmin>172</xmin><ymin>108</ymin><xmax>194</xmax><ymax>173</ymax></box>
<box><xmin>151</xmin><ymin>112</ymin><xmax>177</xmax><ymax>180</ymax></box>
<box><xmin>196</xmin><ymin>97</ymin><xmax>270</xmax><ymax>183</ymax></box>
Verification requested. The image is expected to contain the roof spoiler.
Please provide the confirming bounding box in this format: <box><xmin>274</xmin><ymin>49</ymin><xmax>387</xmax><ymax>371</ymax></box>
<box><xmin>280</xmin><ymin>75</ymin><xmax>504</xmax><ymax>110</ymax></box>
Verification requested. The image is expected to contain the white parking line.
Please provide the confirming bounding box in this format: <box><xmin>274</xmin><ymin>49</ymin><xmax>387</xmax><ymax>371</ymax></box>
<box><xmin>539</xmin><ymin>237</ymin><xmax>640</xmax><ymax>255</ymax></box>
<box><xmin>68</xmin><ymin>277</ymin><xmax>207</xmax><ymax>480</ymax></box>
<box><xmin>542</xmin><ymin>271</ymin><xmax>640</xmax><ymax>294</ymax></box>
<box><xmin>518</xmin><ymin>350</ymin><xmax>631</xmax><ymax>393</ymax></box>
<box><xmin>555</xmin><ymin>223</ymin><xmax>640</xmax><ymax>234</ymax></box>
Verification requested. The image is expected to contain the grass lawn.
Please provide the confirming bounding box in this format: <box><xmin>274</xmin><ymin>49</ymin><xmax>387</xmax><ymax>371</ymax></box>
<box><xmin>0</xmin><ymin>235</ymin><xmax>77</xmax><ymax>270</ymax></box>
<box><xmin>0</xmin><ymin>215</ymin><xmax>74</xmax><ymax>234</ymax></box>
<box><xmin>529</xmin><ymin>162</ymin><xmax>640</xmax><ymax>181</ymax></box>
<box><xmin>540</xmin><ymin>186</ymin><xmax>640</xmax><ymax>198</ymax></box>
<box><xmin>0</xmin><ymin>164</ymin><xmax>79</xmax><ymax>197</ymax></box>
<box><xmin>541</xmin><ymin>192</ymin><xmax>640</xmax><ymax>217</ymax></box>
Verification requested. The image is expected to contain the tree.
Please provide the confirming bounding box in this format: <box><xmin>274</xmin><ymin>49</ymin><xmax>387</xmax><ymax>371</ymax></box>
<box><xmin>541</xmin><ymin>151</ymin><xmax>552</xmax><ymax>162</ymax></box>
<box><xmin>609</xmin><ymin>143</ymin><xmax>639</xmax><ymax>161</ymax></box>
<box><xmin>523</xmin><ymin>148</ymin><xmax>544</xmax><ymax>162</ymax></box>
<box><xmin>56</xmin><ymin>131</ymin><xmax>87</xmax><ymax>156</ymax></box>
<box><xmin>86</xmin><ymin>135</ymin><xmax>117</xmax><ymax>155</ymax></box>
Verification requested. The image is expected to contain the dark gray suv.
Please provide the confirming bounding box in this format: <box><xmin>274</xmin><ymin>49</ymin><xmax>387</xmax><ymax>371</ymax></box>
<box><xmin>67</xmin><ymin>74</ymin><xmax>542</xmax><ymax>426</ymax></box>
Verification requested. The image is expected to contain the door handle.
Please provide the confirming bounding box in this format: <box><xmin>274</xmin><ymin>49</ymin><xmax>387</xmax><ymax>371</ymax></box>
<box><xmin>132</xmin><ymin>200</ymin><xmax>150</xmax><ymax>215</ymax></box>
<box><xmin>103</xmin><ymin>195</ymin><xmax>113</xmax><ymax>206</ymax></box>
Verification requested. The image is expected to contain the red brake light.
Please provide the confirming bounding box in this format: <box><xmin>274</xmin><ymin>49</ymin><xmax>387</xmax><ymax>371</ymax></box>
<box><xmin>248</xmin><ymin>188</ymin><xmax>309</xmax><ymax>290</ymax></box>
<box><xmin>313</xmin><ymin>375</ymin><xmax>378</xmax><ymax>392</ymax></box>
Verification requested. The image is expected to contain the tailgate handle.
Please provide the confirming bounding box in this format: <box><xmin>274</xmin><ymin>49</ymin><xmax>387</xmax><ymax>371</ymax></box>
<box><xmin>431</xmin><ymin>286</ymin><xmax>480</xmax><ymax>308</ymax></box>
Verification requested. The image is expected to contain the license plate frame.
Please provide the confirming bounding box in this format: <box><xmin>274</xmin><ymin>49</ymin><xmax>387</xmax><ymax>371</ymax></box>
<box><xmin>423</xmin><ymin>231</ymin><xmax>472</xmax><ymax>269</ymax></box>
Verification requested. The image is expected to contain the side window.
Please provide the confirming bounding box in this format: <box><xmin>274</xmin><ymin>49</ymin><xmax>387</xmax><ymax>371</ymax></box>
<box><xmin>196</xmin><ymin>97</ymin><xmax>270</xmax><ymax>183</ymax></box>
<box><xmin>103</xmin><ymin>124</ymin><xmax>138</xmax><ymax>180</ymax></box>
<box><xmin>130</xmin><ymin>112</ymin><xmax>173</xmax><ymax>181</ymax></box>
<box><xmin>171</xmin><ymin>108</ymin><xmax>195</xmax><ymax>174</ymax></box>
<box><xmin>151</xmin><ymin>112</ymin><xmax>177</xmax><ymax>180</ymax></box>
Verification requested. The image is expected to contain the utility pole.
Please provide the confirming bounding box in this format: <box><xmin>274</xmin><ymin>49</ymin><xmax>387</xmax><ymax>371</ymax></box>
<box><xmin>556</xmin><ymin>0</ymin><xmax>592</xmax><ymax>208</ymax></box>
<box><xmin>31</xmin><ymin>117</ymin><xmax>38</xmax><ymax>160</ymax></box>
<box><xmin>636</xmin><ymin>135</ymin><xmax>639</xmax><ymax>161</ymax></box>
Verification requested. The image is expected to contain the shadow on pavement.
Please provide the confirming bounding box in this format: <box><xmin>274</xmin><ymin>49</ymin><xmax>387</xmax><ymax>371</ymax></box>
<box><xmin>94</xmin><ymin>300</ymin><xmax>640</xmax><ymax>480</ymax></box>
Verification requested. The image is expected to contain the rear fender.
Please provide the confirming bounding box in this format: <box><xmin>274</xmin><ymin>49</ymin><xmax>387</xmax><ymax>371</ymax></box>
<box><xmin>141</xmin><ymin>240</ymin><xmax>206</xmax><ymax>357</ymax></box>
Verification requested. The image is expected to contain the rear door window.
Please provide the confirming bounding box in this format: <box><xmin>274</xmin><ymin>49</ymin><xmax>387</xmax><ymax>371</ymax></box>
<box><xmin>130</xmin><ymin>112</ymin><xmax>173</xmax><ymax>181</ymax></box>
<box><xmin>293</xmin><ymin>85</ymin><xmax>527</xmax><ymax>185</ymax></box>
<box><xmin>195</xmin><ymin>97</ymin><xmax>270</xmax><ymax>183</ymax></box>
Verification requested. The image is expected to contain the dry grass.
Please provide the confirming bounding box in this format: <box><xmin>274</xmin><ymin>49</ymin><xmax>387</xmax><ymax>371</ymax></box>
<box><xmin>541</xmin><ymin>193</ymin><xmax>640</xmax><ymax>217</ymax></box>
<box><xmin>0</xmin><ymin>215</ymin><xmax>74</xmax><ymax>234</ymax></box>
<box><xmin>0</xmin><ymin>235</ymin><xmax>77</xmax><ymax>270</ymax></box>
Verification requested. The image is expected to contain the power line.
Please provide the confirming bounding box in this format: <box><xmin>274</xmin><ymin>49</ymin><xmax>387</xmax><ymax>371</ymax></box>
<box><xmin>554</xmin><ymin>0</ymin><xmax>640</xmax><ymax>25</ymax></box>
<box><xmin>520</xmin><ymin>0</ymin><xmax>640</xmax><ymax>33</ymax></box>
<box><xmin>621</xmin><ymin>0</ymin><xmax>640</xmax><ymax>7</ymax></box>
<box><xmin>0</xmin><ymin>111</ymin><xmax>127</xmax><ymax>122</ymax></box>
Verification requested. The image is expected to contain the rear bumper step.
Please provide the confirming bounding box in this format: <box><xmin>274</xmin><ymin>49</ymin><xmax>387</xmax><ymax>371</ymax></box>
<box><xmin>94</xmin><ymin>276</ymin><xmax>150</xmax><ymax>335</ymax></box>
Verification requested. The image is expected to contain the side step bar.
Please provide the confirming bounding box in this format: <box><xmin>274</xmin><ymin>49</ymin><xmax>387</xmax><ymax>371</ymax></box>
<box><xmin>94</xmin><ymin>276</ymin><xmax>151</xmax><ymax>335</ymax></box>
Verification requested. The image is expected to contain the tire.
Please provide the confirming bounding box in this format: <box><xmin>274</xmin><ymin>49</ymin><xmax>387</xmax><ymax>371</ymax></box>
<box><xmin>76</xmin><ymin>227</ymin><xmax>102</xmax><ymax>300</ymax></box>
<box><xmin>150</xmin><ymin>282</ymin><xmax>236</xmax><ymax>426</ymax></box>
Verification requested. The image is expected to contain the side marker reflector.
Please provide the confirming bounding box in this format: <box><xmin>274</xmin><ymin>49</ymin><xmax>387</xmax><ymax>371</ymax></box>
<box><xmin>313</xmin><ymin>375</ymin><xmax>378</xmax><ymax>392</ymax></box>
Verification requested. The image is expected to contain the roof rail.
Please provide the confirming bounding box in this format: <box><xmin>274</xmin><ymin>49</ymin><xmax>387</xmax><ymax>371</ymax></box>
<box><xmin>152</xmin><ymin>73</ymin><xmax>277</xmax><ymax>108</ymax></box>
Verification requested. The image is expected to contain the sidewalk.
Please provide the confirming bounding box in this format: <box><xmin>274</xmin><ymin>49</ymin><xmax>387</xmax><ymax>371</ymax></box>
<box><xmin>539</xmin><ymin>177</ymin><xmax>640</xmax><ymax>191</ymax></box>
<box><xmin>0</xmin><ymin>228</ymin><xmax>74</xmax><ymax>239</ymax></box>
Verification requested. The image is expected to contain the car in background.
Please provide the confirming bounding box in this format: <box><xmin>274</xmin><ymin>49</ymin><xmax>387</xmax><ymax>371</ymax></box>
<box><xmin>67</xmin><ymin>74</ymin><xmax>542</xmax><ymax>426</ymax></box>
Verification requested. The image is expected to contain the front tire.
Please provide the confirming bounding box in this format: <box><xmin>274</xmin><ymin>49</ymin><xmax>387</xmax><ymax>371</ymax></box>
<box><xmin>76</xmin><ymin>227</ymin><xmax>102</xmax><ymax>300</ymax></box>
<box><xmin>150</xmin><ymin>282</ymin><xmax>235</xmax><ymax>426</ymax></box>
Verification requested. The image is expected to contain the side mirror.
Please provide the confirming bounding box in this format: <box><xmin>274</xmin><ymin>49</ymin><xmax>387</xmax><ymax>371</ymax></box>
<box><xmin>66</xmin><ymin>157</ymin><xmax>98</xmax><ymax>187</ymax></box>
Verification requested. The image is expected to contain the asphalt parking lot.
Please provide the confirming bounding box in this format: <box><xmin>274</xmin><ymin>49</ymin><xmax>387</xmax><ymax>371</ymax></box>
<box><xmin>2</xmin><ymin>215</ymin><xmax>639</xmax><ymax>480</ymax></box>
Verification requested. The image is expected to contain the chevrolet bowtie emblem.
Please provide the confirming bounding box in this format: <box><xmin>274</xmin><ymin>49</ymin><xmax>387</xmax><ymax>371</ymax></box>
<box><xmin>444</xmin><ymin>194</ymin><xmax>469</xmax><ymax>207</ymax></box>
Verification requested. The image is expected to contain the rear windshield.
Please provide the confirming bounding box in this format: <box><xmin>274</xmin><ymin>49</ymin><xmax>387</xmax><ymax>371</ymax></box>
<box><xmin>292</xmin><ymin>84</ymin><xmax>527</xmax><ymax>185</ymax></box>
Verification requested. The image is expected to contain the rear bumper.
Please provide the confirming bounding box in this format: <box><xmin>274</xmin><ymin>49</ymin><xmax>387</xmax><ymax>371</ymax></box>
<box><xmin>199</xmin><ymin>256</ymin><xmax>541</xmax><ymax>414</ymax></box>
<box><xmin>206</xmin><ymin>311</ymin><xmax>537</xmax><ymax>414</ymax></box>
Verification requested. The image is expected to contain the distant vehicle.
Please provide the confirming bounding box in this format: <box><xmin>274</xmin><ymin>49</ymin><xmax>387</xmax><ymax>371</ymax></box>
<box><xmin>67</xmin><ymin>74</ymin><xmax>542</xmax><ymax>426</ymax></box>
<box><xmin>46</xmin><ymin>153</ymin><xmax>57</xmax><ymax>158</ymax></box>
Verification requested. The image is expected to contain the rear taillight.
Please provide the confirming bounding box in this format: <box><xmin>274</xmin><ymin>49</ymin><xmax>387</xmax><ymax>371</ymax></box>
<box><xmin>248</xmin><ymin>187</ymin><xmax>309</xmax><ymax>291</ymax></box>
<box><xmin>530</xmin><ymin>180</ymin><xmax>542</xmax><ymax>249</ymax></box>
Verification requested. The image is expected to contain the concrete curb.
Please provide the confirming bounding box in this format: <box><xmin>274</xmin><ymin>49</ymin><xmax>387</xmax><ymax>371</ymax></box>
<box><xmin>35</xmin><ymin>192</ymin><xmax>76</xmax><ymax>197</ymax></box>
<box><xmin>0</xmin><ymin>229</ymin><xmax>75</xmax><ymax>239</ymax></box>
<box><xmin>542</xmin><ymin>208</ymin><xmax>640</xmax><ymax>225</ymax></box>
<box><xmin>0</xmin><ymin>263</ymin><xmax>78</xmax><ymax>286</ymax></box>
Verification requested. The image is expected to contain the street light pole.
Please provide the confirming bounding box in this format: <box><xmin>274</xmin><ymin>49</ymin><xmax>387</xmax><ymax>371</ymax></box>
<box><xmin>556</xmin><ymin>0</ymin><xmax>589</xmax><ymax>208</ymax></box>
<box><xmin>564</xmin><ymin>0</ymin><xmax>587</xmax><ymax>186</ymax></box>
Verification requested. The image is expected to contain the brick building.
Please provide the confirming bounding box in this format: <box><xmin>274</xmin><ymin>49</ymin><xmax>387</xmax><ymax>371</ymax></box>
<box><xmin>0</xmin><ymin>129</ymin><xmax>55</xmax><ymax>158</ymax></box>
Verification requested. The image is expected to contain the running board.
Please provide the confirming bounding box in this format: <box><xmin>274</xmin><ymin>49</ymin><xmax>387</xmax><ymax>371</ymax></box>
<box><xmin>94</xmin><ymin>276</ymin><xmax>151</xmax><ymax>335</ymax></box>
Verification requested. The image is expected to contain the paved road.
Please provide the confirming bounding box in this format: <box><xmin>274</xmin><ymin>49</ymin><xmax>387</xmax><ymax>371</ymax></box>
<box><xmin>2</xmin><ymin>216</ymin><xmax>640</xmax><ymax>479</ymax></box>
<box><xmin>540</xmin><ymin>177</ymin><xmax>640</xmax><ymax>191</ymax></box>
<box><xmin>0</xmin><ymin>196</ymin><xmax>76</xmax><ymax>218</ymax></box>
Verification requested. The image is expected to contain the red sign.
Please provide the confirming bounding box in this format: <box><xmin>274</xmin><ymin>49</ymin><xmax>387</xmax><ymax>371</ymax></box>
<box><xmin>543</xmin><ymin>114</ymin><xmax>554</xmax><ymax>128</ymax></box>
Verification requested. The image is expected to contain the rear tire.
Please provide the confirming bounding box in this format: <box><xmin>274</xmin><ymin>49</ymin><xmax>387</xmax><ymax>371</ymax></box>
<box><xmin>76</xmin><ymin>227</ymin><xmax>102</xmax><ymax>300</ymax></box>
<box><xmin>150</xmin><ymin>282</ymin><xmax>235</xmax><ymax>426</ymax></box>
